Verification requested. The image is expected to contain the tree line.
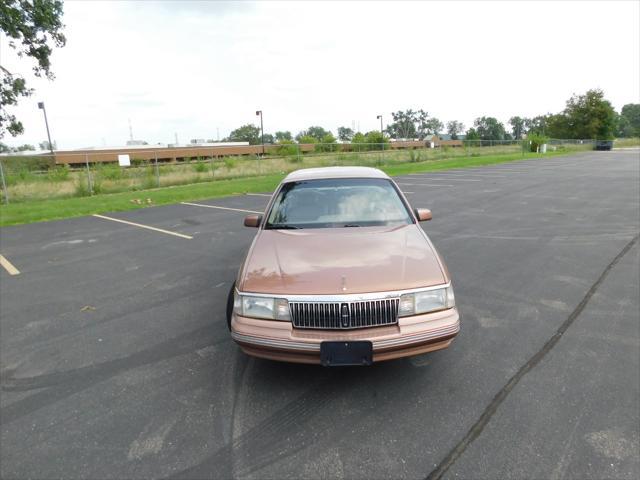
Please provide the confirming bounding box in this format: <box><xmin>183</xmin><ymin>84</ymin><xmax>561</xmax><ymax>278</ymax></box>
<box><xmin>225</xmin><ymin>90</ymin><xmax>639</xmax><ymax>146</ymax></box>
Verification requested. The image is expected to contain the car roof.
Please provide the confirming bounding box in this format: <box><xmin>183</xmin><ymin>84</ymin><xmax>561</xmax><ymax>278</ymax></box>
<box><xmin>283</xmin><ymin>166</ymin><xmax>390</xmax><ymax>182</ymax></box>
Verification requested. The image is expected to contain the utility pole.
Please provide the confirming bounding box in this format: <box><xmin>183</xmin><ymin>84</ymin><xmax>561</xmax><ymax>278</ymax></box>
<box><xmin>37</xmin><ymin>102</ymin><xmax>54</xmax><ymax>157</ymax></box>
<box><xmin>256</xmin><ymin>110</ymin><xmax>264</xmax><ymax>155</ymax></box>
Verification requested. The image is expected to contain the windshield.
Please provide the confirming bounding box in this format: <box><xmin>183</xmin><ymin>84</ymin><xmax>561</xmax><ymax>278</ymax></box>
<box><xmin>265</xmin><ymin>178</ymin><xmax>413</xmax><ymax>229</ymax></box>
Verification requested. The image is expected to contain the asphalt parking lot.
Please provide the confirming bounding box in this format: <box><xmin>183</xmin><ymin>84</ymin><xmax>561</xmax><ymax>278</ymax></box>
<box><xmin>1</xmin><ymin>150</ymin><xmax>638</xmax><ymax>479</ymax></box>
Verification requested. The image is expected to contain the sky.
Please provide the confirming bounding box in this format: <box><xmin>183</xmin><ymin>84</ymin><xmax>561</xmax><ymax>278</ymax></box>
<box><xmin>1</xmin><ymin>0</ymin><xmax>639</xmax><ymax>149</ymax></box>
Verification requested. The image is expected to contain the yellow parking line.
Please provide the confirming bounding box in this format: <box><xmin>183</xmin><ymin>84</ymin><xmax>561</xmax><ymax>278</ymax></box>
<box><xmin>181</xmin><ymin>202</ymin><xmax>262</xmax><ymax>214</ymax></box>
<box><xmin>92</xmin><ymin>214</ymin><xmax>193</xmax><ymax>239</ymax></box>
<box><xmin>0</xmin><ymin>254</ymin><xmax>20</xmax><ymax>276</ymax></box>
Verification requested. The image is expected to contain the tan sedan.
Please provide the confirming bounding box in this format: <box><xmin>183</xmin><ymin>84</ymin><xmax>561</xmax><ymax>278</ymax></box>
<box><xmin>227</xmin><ymin>166</ymin><xmax>459</xmax><ymax>365</ymax></box>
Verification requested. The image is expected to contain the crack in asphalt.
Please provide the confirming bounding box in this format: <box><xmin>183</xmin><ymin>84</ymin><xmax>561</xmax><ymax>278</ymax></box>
<box><xmin>425</xmin><ymin>234</ymin><xmax>639</xmax><ymax>480</ymax></box>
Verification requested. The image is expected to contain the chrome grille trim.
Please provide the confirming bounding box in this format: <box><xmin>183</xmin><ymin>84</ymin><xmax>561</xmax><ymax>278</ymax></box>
<box><xmin>235</xmin><ymin>282</ymin><xmax>451</xmax><ymax>302</ymax></box>
<box><xmin>289</xmin><ymin>298</ymin><xmax>400</xmax><ymax>330</ymax></box>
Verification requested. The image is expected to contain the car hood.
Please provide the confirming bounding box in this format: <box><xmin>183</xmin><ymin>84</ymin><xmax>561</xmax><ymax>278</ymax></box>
<box><xmin>238</xmin><ymin>224</ymin><xmax>447</xmax><ymax>295</ymax></box>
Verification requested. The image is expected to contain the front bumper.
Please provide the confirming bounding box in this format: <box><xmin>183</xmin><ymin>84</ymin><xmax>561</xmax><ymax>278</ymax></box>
<box><xmin>231</xmin><ymin>307</ymin><xmax>459</xmax><ymax>364</ymax></box>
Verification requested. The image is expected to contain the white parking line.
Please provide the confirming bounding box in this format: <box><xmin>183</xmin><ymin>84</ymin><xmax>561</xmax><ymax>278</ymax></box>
<box><xmin>0</xmin><ymin>254</ymin><xmax>20</xmax><ymax>276</ymax></box>
<box><xmin>397</xmin><ymin>182</ymin><xmax>455</xmax><ymax>187</ymax></box>
<box><xmin>429</xmin><ymin>173</ymin><xmax>506</xmax><ymax>178</ymax></box>
<box><xmin>402</xmin><ymin>191</ymin><xmax>415</xmax><ymax>194</ymax></box>
<box><xmin>245</xmin><ymin>193</ymin><xmax>272</xmax><ymax>197</ymax></box>
<box><xmin>410</xmin><ymin>173</ymin><xmax>504</xmax><ymax>182</ymax></box>
<box><xmin>406</xmin><ymin>175</ymin><xmax>481</xmax><ymax>182</ymax></box>
<box><xmin>181</xmin><ymin>202</ymin><xmax>262</xmax><ymax>214</ymax></box>
<box><xmin>92</xmin><ymin>214</ymin><xmax>193</xmax><ymax>239</ymax></box>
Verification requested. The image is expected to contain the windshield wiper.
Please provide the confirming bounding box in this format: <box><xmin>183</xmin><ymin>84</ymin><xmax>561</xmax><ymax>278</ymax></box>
<box><xmin>342</xmin><ymin>224</ymin><xmax>362</xmax><ymax>227</ymax></box>
<box><xmin>268</xmin><ymin>224</ymin><xmax>300</xmax><ymax>230</ymax></box>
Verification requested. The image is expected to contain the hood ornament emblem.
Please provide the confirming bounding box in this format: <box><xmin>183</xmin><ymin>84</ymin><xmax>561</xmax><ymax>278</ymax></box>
<box><xmin>341</xmin><ymin>276</ymin><xmax>347</xmax><ymax>291</ymax></box>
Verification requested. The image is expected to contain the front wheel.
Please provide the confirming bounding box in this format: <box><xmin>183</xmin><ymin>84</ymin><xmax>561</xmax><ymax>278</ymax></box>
<box><xmin>226</xmin><ymin>282</ymin><xmax>235</xmax><ymax>331</ymax></box>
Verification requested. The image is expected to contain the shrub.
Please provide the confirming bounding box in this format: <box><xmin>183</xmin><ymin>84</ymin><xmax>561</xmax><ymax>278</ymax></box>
<box><xmin>408</xmin><ymin>150</ymin><xmax>423</xmax><ymax>163</ymax></box>
<box><xmin>351</xmin><ymin>132</ymin><xmax>367</xmax><ymax>152</ymax></box>
<box><xmin>526</xmin><ymin>133</ymin><xmax>549</xmax><ymax>152</ymax></box>
<box><xmin>6</xmin><ymin>167</ymin><xmax>38</xmax><ymax>184</ymax></box>
<box><xmin>223</xmin><ymin>157</ymin><xmax>237</xmax><ymax>169</ymax></box>
<box><xmin>98</xmin><ymin>163</ymin><xmax>125</xmax><ymax>180</ymax></box>
<box><xmin>364</xmin><ymin>131</ymin><xmax>389</xmax><ymax>151</ymax></box>
<box><xmin>47</xmin><ymin>165</ymin><xmax>70</xmax><ymax>182</ymax></box>
<box><xmin>297</xmin><ymin>135</ymin><xmax>319</xmax><ymax>145</ymax></box>
<box><xmin>276</xmin><ymin>140</ymin><xmax>298</xmax><ymax>156</ymax></box>
<box><xmin>315</xmin><ymin>134</ymin><xmax>338</xmax><ymax>153</ymax></box>
<box><xmin>193</xmin><ymin>161</ymin><xmax>208</xmax><ymax>172</ymax></box>
<box><xmin>74</xmin><ymin>176</ymin><xmax>91</xmax><ymax>197</ymax></box>
<box><xmin>142</xmin><ymin>172</ymin><xmax>157</xmax><ymax>189</ymax></box>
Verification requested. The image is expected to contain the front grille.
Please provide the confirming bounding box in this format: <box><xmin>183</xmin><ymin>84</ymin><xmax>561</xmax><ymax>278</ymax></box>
<box><xmin>289</xmin><ymin>299</ymin><xmax>400</xmax><ymax>330</ymax></box>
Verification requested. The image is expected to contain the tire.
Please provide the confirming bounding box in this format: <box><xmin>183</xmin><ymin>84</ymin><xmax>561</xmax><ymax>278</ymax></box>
<box><xmin>226</xmin><ymin>281</ymin><xmax>235</xmax><ymax>331</ymax></box>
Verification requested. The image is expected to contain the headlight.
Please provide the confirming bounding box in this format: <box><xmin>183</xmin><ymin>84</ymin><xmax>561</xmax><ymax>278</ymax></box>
<box><xmin>233</xmin><ymin>292</ymin><xmax>291</xmax><ymax>321</ymax></box>
<box><xmin>398</xmin><ymin>285</ymin><xmax>455</xmax><ymax>317</ymax></box>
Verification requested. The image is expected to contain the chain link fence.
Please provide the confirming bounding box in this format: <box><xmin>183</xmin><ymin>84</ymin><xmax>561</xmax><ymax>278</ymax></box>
<box><xmin>0</xmin><ymin>139</ymin><xmax>596</xmax><ymax>204</ymax></box>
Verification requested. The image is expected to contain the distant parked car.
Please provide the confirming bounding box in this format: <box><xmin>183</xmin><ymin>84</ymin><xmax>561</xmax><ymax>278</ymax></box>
<box><xmin>595</xmin><ymin>140</ymin><xmax>614</xmax><ymax>150</ymax></box>
<box><xmin>227</xmin><ymin>166</ymin><xmax>459</xmax><ymax>366</ymax></box>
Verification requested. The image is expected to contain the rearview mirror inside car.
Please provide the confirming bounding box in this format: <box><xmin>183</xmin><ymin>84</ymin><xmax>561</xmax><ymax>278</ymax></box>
<box><xmin>244</xmin><ymin>214</ymin><xmax>262</xmax><ymax>227</ymax></box>
<box><xmin>414</xmin><ymin>208</ymin><xmax>432</xmax><ymax>222</ymax></box>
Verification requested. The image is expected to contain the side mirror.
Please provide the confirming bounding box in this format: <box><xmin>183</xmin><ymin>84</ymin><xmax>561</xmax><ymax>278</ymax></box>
<box><xmin>244</xmin><ymin>214</ymin><xmax>262</xmax><ymax>227</ymax></box>
<box><xmin>414</xmin><ymin>208</ymin><xmax>432</xmax><ymax>222</ymax></box>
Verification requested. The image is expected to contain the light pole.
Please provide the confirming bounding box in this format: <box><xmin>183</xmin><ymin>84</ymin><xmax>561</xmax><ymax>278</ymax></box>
<box><xmin>256</xmin><ymin>110</ymin><xmax>264</xmax><ymax>155</ymax></box>
<box><xmin>38</xmin><ymin>102</ymin><xmax>54</xmax><ymax>157</ymax></box>
<box><xmin>376</xmin><ymin>115</ymin><xmax>384</xmax><ymax>150</ymax></box>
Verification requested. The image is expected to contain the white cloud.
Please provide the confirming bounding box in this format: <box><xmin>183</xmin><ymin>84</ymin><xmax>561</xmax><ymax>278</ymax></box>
<box><xmin>2</xmin><ymin>0</ymin><xmax>639</xmax><ymax>148</ymax></box>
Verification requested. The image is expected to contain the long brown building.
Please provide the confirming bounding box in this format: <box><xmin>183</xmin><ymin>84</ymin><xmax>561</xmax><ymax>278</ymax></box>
<box><xmin>45</xmin><ymin>139</ymin><xmax>462</xmax><ymax>165</ymax></box>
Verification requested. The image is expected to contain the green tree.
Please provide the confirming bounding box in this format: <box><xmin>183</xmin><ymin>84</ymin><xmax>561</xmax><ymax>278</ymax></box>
<box><xmin>275</xmin><ymin>130</ymin><xmax>292</xmax><ymax>142</ymax></box>
<box><xmin>414</xmin><ymin>109</ymin><xmax>430</xmax><ymax>139</ymax></box>
<box><xmin>315</xmin><ymin>133</ymin><xmax>338</xmax><ymax>152</ymax></box>
<box><xmin>296</xmin><ymin>126</ymin><xmax>330</xmax><ymax>142</ymax></box>
<box><xmin>387</xmin><ymin>110</ymin><xmax>418</xmax><ymax>139</ymax></box>
<box><xmin>526</xmin><ymin>132</ymin><xmax>549</xmax><ymax>152</ymax></box>
<box><xmin>424</xmin><ymin>117</ymin><xmax>444</xmax><ymax>135</ymax></box>
<box><xmin>464</xmin><ymin>128</ymin><xmax>480</xmax><ymax>142</ymax></box>
<box><xmin>473</xmin><ymin>116</ymin><xmax>506</xmax><ymax>141</ymax></box>
<box><xmin>227</xmin><ymin>124</ymin><xmax>261</xmax><ymax>144</ymax></box>
<box><xmin>509</xmin><ymin>116</ymin><xmax>527</xmax><ymax>139</ymax></box>
<box><xmin>562</xmin><ymin>89</ymin><xmax>617</xmax><ymax>139</ymax></box>
<box><xmin>618</xmin><ymin>103</ymin><xmax>640</xmax><ymax>137</ymax></box>
<box><xmin>275</xmin><ymin>139</ymin><xmax>297</xmax><ymax>156</ymax></box>
<box><xmin>262</xmin><ymin>133</ymin><xmax>274</xmax><ymax>144</ymax></box>
<box><xmin>0</xmin><ymin>142</ymin><xmax>12</xmax><ymax>153</ymax></box>
<box><xmin>16</xmin><ymin>143</ymin><xmax>35</xmax><ymax>151</ymax></box>
<box><xmin>0</xmin><ymin>0</ymin><xmax>66</xmax><ymax>138</ymax></box>
<box><xmin>39</xmin><ymin>139</ymin><xmax>56</xmax><ymax>150</ymax></box>
<box><xmin>297</xmin><ymin>134</ymin><xmax>319</xmax><ymax>144</ymax></box>
<box><xmin>364</xmin><ymin>130</ymin><xmax>388</xmax><ymax>150</ymax></box>
<box><xmin>446</xmin><ymin>120</ymin><xmax>464</xmax><ymax>140</ymax></box>
<box><xmin>337</xmin><ymin>126</ymin><xmax>354</xmax><ymax>142</ymax></box>
<box><xmin>525</xmin><ymin>115</ymin><xmax>547</xmax><ymax>135</ymax></box>
<box><xmin>350</xmin><ymin>132</ymin><xmax>367</xmax><ymax>151</ymax></box>
<box><xmin>544</xmin><ymin>113</ymin><xmax>569</xmax><ymax>139</ymax></box>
